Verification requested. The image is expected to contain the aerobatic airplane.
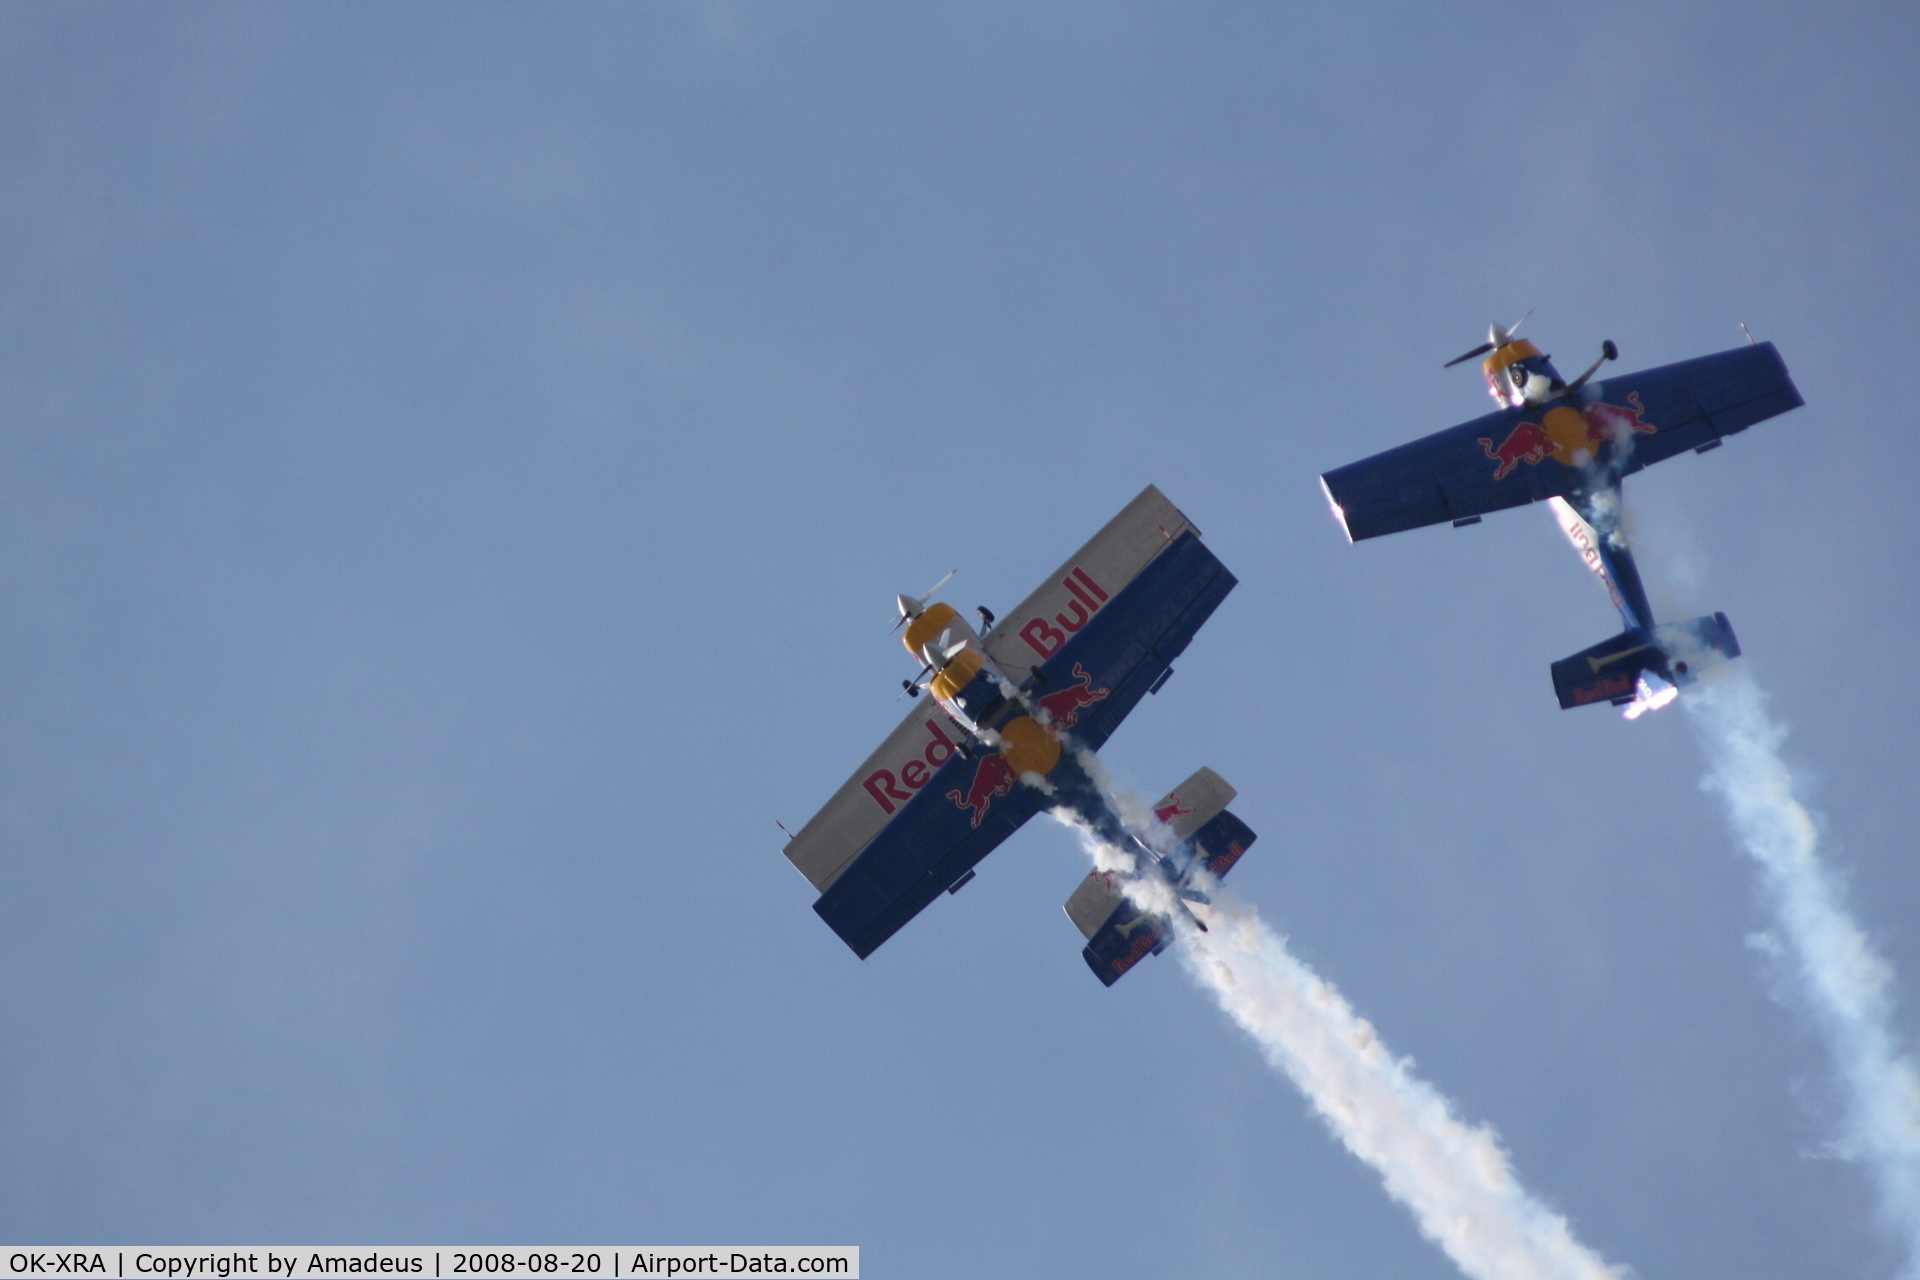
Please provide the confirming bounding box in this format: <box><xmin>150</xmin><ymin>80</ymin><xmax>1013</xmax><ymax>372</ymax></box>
<box><xmin>781</xmin><ymin>485</ymin><xmax>1255</xmax><ymax>986</ymax></box>
<box><xmin>1320</xmin><ymin>322</ymin><xmax>1803</xmax><ymax>715</ymax></box>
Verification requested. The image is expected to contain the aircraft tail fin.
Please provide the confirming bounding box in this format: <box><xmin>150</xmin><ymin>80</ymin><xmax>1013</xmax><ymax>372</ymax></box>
<box><xmin>1551</xmin><ymin>612</ymin><xmax>1740</xmax><ymax>713</ymax></box>
<box><xmin>1065</xmin><ymin>779</ymin><xmax>1257</xmax><ymax>988</ymax></box>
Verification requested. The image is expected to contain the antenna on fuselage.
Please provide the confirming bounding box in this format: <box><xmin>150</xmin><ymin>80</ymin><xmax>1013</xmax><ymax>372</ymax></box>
<box><xmin>1563</xmin><ymin>339</ymin><xmax>1620</xmax><ymax>396</ymax></box>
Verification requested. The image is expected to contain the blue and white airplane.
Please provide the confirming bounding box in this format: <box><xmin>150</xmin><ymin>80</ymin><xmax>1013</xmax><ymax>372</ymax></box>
<box><xmin>1321</xmin><ymin>324</ymin><xmax>1803</xmax><ymax>715</ymax></box>
<box><xmin>782</xmin><ymin>486</ymin><xmax>1254</xmax><ymax>985</ymax></box>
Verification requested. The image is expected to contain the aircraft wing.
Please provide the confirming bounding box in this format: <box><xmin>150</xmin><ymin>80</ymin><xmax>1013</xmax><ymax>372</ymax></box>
<box><xmin>783</xmin><ymin>484</ymin><xmax>1236</xmax><ymax>961</ymax></box>
<box><xmin>977</xmin><ymin>484</ymin><xmax>1200</xmax><ymax>681</ymax></box>
<box><xmin>1320</xmin><ymin>342</ymin><xmax>1802</xmax><ymax>541</ymax></box>
<box><xmin>806</xmin><ymin>716</ymin><xmax>1054</xmax><ymax>960</ymax></box>
<box><xmin>1020</xmin><ymin>523</ymin><xmax>1236</xmax><ymax>753</ymax></box>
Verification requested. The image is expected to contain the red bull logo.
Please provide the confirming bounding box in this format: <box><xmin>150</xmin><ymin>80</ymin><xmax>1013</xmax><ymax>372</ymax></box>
<box><xmin>1108</xmin><ymin>927</ymin><xmax>1158</xmax><ymax>978</ymax></box>
<box><xmin>1586</xmin><ymin>392</ymin><xmax>1656</xmax><ymax>445</ymax></box>
<box><xmin>1153</xmin><ymin>794</ymin><xmax>1193</xmax><ymax>824</ymax></box>
<box><xmin>947</xmin><ymin>751</ymin><xmax>1018</xmax><ymax>828</ymax></box>
<box><xmin>1478</xmin><ymin>394</ymin><xmax>1658</xmax><ymax>482</ymax></box>
<box><xmin>1571</xmin><ymin>671</ymin><xmax>1636</xmax><ymax>706</ymax></box>
<box><xmin>862</xmin><ymin>716</ymin><xmax>960</xmax><ymax>815</ymax></box>
<box><xmin>1478</xmin><ymin>420</ymin><xmax>1559</xmax><ymax>481</ymax></box>
<box><xmin>1019</xmin><ymin>567</ymin><xmax>1111</xmax><ymax>660</ymax></box>
<box><xmin>1037</xmin><ymin>662</ymin><xmax>1110</xmax><ymax>731</ymax></box>
<box><xmin>1206</xmin><ymin>839</ymin><xmax>1246</xmax><ymax>878</ymax></box>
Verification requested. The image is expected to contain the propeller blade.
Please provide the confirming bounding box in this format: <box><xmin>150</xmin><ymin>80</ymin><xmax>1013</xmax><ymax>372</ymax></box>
<box><xmin>1443</xmin><ymin>342</ymin><xmax>1495</xmax><ymax>368</ymax></box>
<box><xmin>916</xmin><ymin>569</ymin><xmax>956</xmax><ymax>606</ymax></box>
<box><xmin>891</xmin><ymin>573</ymin><xmax>952</xmax><ymax>631</ymax></box>
<box><xmin>1447</xmin><ymin>311</ymin><xmax>1535</xmax><ymax>368</ymax></box>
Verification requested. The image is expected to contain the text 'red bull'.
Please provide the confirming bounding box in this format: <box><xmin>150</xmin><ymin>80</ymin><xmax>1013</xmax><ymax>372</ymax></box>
<box><xmin>1019</xmin><ymin>568</ymin><xmax>1111</xmax><ymax>660</ymax></box>
<box><xmin>862</xmin><ymin>717</ymin><xmax>959</xmax><ymax>815</ymax></box>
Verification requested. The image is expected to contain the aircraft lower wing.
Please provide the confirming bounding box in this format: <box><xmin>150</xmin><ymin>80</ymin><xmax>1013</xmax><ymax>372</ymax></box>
<box><xmin>794</xmin><ymin>499</ymin><xmax>1237</xmax><ymax>962</ymax></box>
<box><xmin>1320</xmin><ymin>342</ymin><xmax>1802</xmax><ymax>541</ymax></box>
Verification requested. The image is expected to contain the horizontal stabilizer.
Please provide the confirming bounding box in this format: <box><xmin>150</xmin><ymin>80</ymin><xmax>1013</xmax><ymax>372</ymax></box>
<box><xmin>1070</xmin><ymin>804</ymin><xmax>1257</xmax><ymax>987</ymax></box>
<box><xmin>1551</xmin><ymin>612</ymin><xmax>1739</xmax><ymax>712</ymax></box>
<box><xmin>1063</xmin><ymin>768</ymin><xmax>1237</xmax><ymax>941</ymax></box>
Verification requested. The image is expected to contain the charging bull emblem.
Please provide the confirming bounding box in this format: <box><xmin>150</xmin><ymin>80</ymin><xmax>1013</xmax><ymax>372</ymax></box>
<box><xmin>1479</xmin><ymin>420</ymin><xmax>1559</xmax><ymax>481</ymax></box>
<box><xmin>1479</xmin><ymin>394</ymin><xmax>1658</xmax><ymax>482</ymax></box>
<box><xmin>947</xmin><ymin>752</ymin><xmax>1018</xmax><ymax>829</ymax></box>
<box><xmin>1036</xmin><ymin>663</ymin><xmax>1110</xmax><ymax>732</ymax></box>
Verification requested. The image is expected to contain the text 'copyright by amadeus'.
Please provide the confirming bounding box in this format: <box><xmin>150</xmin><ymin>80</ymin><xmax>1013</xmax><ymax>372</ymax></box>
<box><xmin>2</xmin><ymin>1251</ymin><xmax>855</xmax><ymax>1280</ymax></box>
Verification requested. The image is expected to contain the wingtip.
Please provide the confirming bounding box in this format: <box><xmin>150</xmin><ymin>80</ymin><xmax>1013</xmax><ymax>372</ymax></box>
<box><xmin>1319</xmin><ymin>475</ymin><xmax>1356</xmax><ymax>543</ymax></box>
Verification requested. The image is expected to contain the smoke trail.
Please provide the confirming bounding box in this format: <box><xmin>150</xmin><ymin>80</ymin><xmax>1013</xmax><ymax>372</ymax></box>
<box><xmin>1685</xmin><ymin>669</ymin><xmax>1920</xmax><ymax>1266</ymax></box>
<box><xmin>1059</xmin><ymin>808</ymin><xmax>1625</xmax><ymax>1280</ymax></box>
<box><xmin>1178</xmin><ymin>888</ymin><xmax>1623</xmax><ymax>1280</ymax></box>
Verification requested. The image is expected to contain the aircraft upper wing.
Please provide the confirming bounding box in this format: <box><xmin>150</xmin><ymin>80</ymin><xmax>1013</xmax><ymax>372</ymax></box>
<box><xmin>1320</xmin><ymin>342</ymin><xmax>1803</xmax><ymax>541</ymax></box>
<box><xmin>1021</xmin><ymin>523</ymin><xmax>1235</xmax><ymax>754</ymax></box>
<box><xmin>782</xmin><ymin>485</ymin><xmax>1236</xmax><ymax>961</ymax></box>
<box><xmin>807</xmin><ymin>716</ymin><xmax>1053</xmax><ymax>959</ymax></box>
<box><xmin>977</xmin><ymin>484</ymin><xmax>1200</xmax><ymax>681</ymax></box>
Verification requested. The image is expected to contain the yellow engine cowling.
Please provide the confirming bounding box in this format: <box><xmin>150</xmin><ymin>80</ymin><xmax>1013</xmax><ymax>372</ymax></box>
<box><xmin>903</xmin><ymin>602</ymin><xmax>961</xmax><ymax>658</ymax></box>
<box><xmin>1482</xmin><ymin>339</ymin><xmax>1542</xmax><ymax>405</ymax></box>
<box><xmin>929</xmin><ymin>647</ymin><xmax>985</xmax><ymax>702</ymax></box>
<box><xmin>998</xmin><ymin>714</ymin><xmax>1061</xmax><ymax>777</ymax></box>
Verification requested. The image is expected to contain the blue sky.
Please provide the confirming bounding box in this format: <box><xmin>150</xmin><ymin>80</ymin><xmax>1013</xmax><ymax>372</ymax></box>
<box><xmin>3</xmin><ymin>4</ymin><xmax>1917</xmax><ymax>1277</ymax></box>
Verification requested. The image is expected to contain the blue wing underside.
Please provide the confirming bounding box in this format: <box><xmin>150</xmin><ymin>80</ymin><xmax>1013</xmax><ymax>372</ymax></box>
<box><xmin>813</xmin><ymin>530</ymin><xmax>1237</xmax><ymax>959</ymax></box>
<box><xmin>1320</xmin><ymin>342</ymin><xmax>1802</xmax><ymax>541</ymax></box>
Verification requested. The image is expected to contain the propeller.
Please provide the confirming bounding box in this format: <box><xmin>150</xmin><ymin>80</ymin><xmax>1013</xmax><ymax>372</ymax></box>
<box><xmin>1443</xmin><ymin>311</ymin><xmax>1532</xmax><ymax>367</ymax></box>
<box><xmin>898</xmin><ymin>665</ymin><xmax>931</xmax><ymax>700</ymax></box>
<box><xmin>890</xmin><ymin>568</ymin><xmax>956</xmax><ymax>631</ymax></box>
<box><xmin>1563</xmin><ymin>339</ymin><xmax>1619</xmax><ymax>396</ymax></box>
<box><xmin>896</xmin><ymin>638</ymin><xmax>975</xmax><ymax>701</ymax></box>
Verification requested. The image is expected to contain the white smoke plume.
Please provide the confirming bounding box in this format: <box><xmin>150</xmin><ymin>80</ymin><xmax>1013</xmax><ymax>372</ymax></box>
<box><xmin>1178</xmin><ymin>888</ymin><xmax>1624</xmax><ymax>1280</ymax></box>
<box><xmin>1060</xmin><ymin>810</ymin><xmax>1628</xmax><ymax>1280</ymax></box>
<box><xmin>1685</xmin><ymin>669</ymin><xmax>1920</xmax><ymax>1268</ymax></box>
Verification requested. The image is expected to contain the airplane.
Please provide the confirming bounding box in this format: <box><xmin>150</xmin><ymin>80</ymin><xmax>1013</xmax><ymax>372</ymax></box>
<box><xmin>1319</xmin><ymin>322</ymin><xmax>1803</xmax><ymax>716</ymax></box>
<box><xmin>780</xmin><ymin>485</ymin><xmax>1256</xmax><ymax>986</ymax></box>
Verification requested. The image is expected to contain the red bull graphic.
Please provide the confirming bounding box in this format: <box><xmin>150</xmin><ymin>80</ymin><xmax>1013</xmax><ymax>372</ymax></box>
<box><xmin>1570</xmin><ymin>671</ymin><xmax>1636</xmax><ymax>706</ymax></box>
<box><xmin>1586</xmin><ymin>392</ymin><xmax>1656</xmax><ymax>445</ymax></box>
<box><xmin>1478</xmin><ymin>420</ymin><xmax>1559</xmax><ymax>481</ymax></box>
<box><xmin>1478</xmin><ymin>394</ymin><xmax>1658</xmax><ymax>482</ymax></box>
<box><xmin>861</xmin><ymin>716</ymin><xmax>961</xmax><ymax>816</ymax></box>
<box><xmin>1206</xmin><ymin>839</ymin><xmax>1247</xmax><ymax>878</ymax></box>
<box><xmin>946</xmin><ymin>751</ymin><xmax>1018</xmax><ymax>828</ymax></box>
<box><xmin>1153</xmin><ymin>795</ymin><xmax>1193</xmax><ymax>824</ymax></box>
<box><xmin>1036</xmin><ymin>662</ymin><xmax>1110</xmax><ymax>731</ymax></box>
<box><xmin>1019</xmin><ymin>567</ymin><xmax>1111</xmax><ymax>659</ymax></box>
<box><xmin>1553</xmin><ymin>499</ymin><xmax>1629</xmax><ymax>617</ymax></box>
<box><xmin>1107</xmin><ymin>927</ymin><xmax>1158</xmax><ymax>978</ymax></box>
